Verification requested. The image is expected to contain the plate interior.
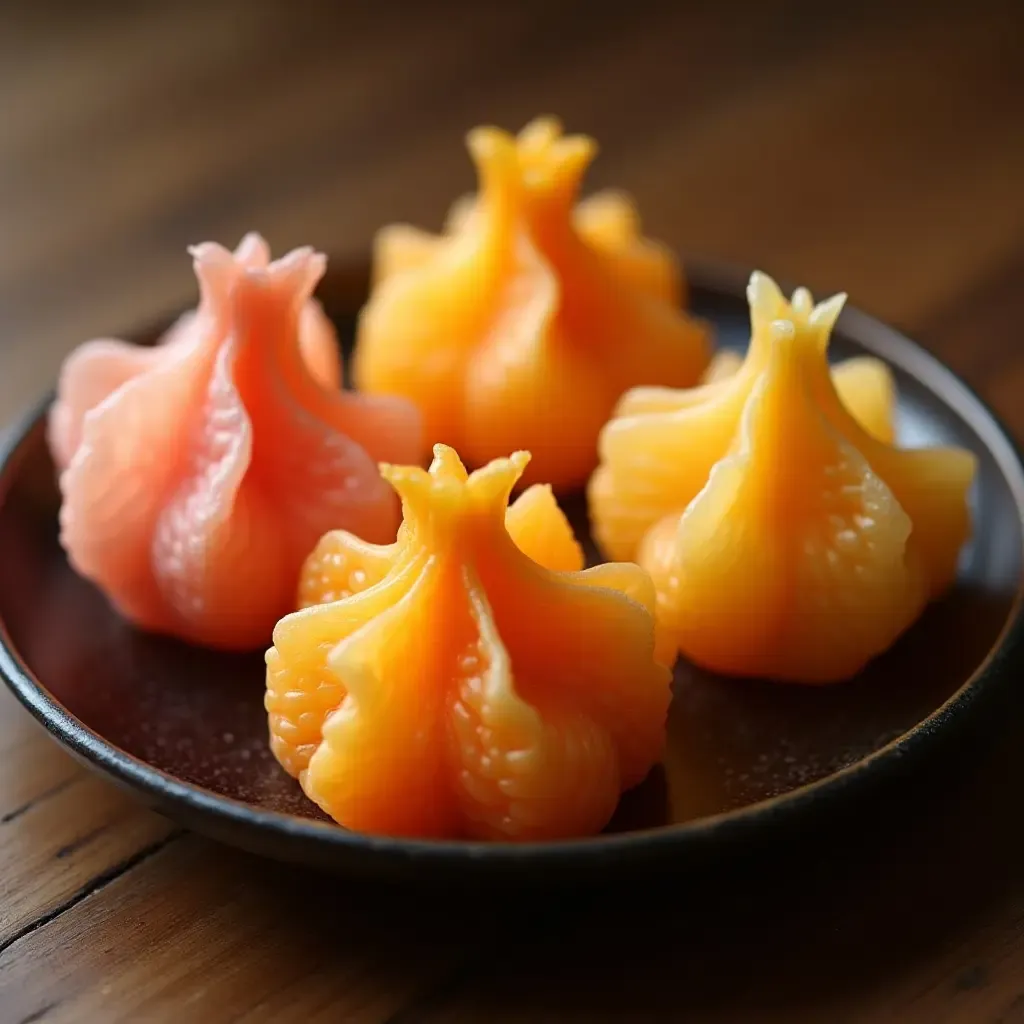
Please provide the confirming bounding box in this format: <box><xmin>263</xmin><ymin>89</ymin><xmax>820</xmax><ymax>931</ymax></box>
<box><xmin>0</xmin><ymin>272</ymin><xmax>1020</xmax><ymax>846</ymax></box>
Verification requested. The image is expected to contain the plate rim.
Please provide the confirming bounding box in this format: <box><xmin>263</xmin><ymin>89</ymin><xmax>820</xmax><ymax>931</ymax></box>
<box><xmin>2</xmin><ymin>256</ymin><xmax>1023</xmax><ymax>872</ymax></box>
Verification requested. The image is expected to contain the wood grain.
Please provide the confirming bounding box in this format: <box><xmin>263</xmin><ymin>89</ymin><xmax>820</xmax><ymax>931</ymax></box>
<box><xmin>0</xmin><ymin>836</ymin><xmax>485</xmax><ymax>1023</ymax></box>
<box><xmin>0</xmin><ymin>1</ymin><xmax>1022</xmax><ymax>1020</ymax></box>
<box><xmin>0</xmin><ymin>688</ymin><xmax>175</xmax><ymax>950</ymax></box>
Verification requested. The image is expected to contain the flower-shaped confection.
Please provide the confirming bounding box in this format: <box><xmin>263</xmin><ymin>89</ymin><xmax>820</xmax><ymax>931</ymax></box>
<box><xmin>592</xmin><ymin>272</ymin><xmax>920</xmax><ymax>565</ymax></box>
<box><xmin>594</xmin><ymin>276</ymin><xmax>976</xmax><ymax>683</ymax></box>
<box><xmin>353</xmin><ymin>117</ymin><xmax>710</xmax><ymax>491</ymax></box>
<box><xmin>56</xmin><ymin>241</ymin><xmax>422</xmax><ymax>650</ymax></box>
<box><xmin>266</xmin><ymin>444</ymin><xmax>671</xmax><ymax>840</ymax></box>
<box><xmin>49</xmin><ymin>233</ymin><xmax>342</xmax><ymax>471</ymax></box>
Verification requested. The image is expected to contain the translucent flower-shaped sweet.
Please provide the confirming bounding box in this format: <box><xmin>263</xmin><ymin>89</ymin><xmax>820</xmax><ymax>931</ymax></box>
<box><xmin>266</xmin><ymin>445</ymin><xmax>671</xmax><ymax>840</ymax></box>
<box><xmin>49</xmin><ymin>233</ymin><xmax>342</xmax><ymax>472</ymax></box>
<box><xmin>596</xmin><ymin>278</ymin><xmax>976</xmax><ymax>683</ymax></box>
<box><xmin>353</xmin><ymin>117</ymin><xmax>710</xmax><ymax>491</ymax></box>
<box><xmin>589</xmin><ymin>273</ymin><xmax>960</xmax><ymax>575</ymax></box>
<box><xmin>56</xmin><ymin>241</ymin><xmax>423</xmax><ymax>650</ymax></box>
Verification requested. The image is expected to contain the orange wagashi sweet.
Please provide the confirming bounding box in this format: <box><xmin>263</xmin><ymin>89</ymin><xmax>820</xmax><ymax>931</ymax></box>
<box><xmin>594</xmin><ymin>275</ymin><xmax>976</xmax><ymax>683</ymax></box>
<box><xmin>49</xmin><ymin>233</ymin><xmax>342</xmax><ymax>472</ymax></box>
<box><xmin>266</xmin><ymin>444</ymin><xmax>671</xmax><ymax>840</ymax></box>
<box><xmin>353</xmin><ymin>116</ymin><xmax>711</xmax><ymax>491</ymax></box>
<box><xmin>55</xmin><ymin>241</ymin><xmax>422</xmax><ymax>651</ymax></box>
<box><xmin>591</xmin><ymin>272</ymin><xmax>909</xmax><ymax>565</ymax></box>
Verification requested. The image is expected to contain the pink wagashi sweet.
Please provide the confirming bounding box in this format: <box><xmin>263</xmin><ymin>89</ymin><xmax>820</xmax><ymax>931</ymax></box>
<box><xmin>54</xmin><ymin>240</ymin><xmax>423</xmax><ymax>651</ymax></box>
<box><xmin>48</xmin><ymin>233</ymin><xmax>342</xmax><ymax>471</ymax></box>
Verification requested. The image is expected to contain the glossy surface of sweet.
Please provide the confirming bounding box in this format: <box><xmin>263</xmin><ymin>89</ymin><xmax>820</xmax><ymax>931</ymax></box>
<box><xmin>591</xmin><ymin>272</ymin><xmax>976</xmax><ymax>682</ymax></box>
<box><xmin>54</xmin><ymin>240</ymin><xmax>422</xmax><ymax>650</ymax></box>
<box><xmin>354</xmin><ymin>117</ymin><xmax>710</xmax><ymax>490</ymax></box>
<box><xmin>590</xmin><ymin>274</ymin><xmax>904</xmax><ymax>566</ymax></box>
<box><xmin>267</xmin><ymin>444</ymin><xmax>671</xmax><ymax>840</ymax></box>
<box><xmin>49</xmin><ymin>234</ymin><xmax>342</xmax><ymax>472</ymax></box>
<box><xmin>701</xmin><ymin>348</ymin><xmax>896</xmax><ymax>444</ymax></box>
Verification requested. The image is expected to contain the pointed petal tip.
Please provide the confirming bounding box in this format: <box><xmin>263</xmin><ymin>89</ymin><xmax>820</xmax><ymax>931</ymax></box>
<box><xmin>465</xmin><ymin>450</ymin><xmax>532</xmax><ymax>506</ymax></box>
<box><xmin>518</xmin><ymin>114</ymin><xmax>596</xmax><ymax>165</ymax></box>
<box><xmin>791</xmin><ymin>286</ymin><xmax>815</xmax><ymax>317</ymax></box>
<box><xmin>428</xmin><ymin>443</ymin><xmax>469</xmax><ymax>481</ymax></box>
<box><xmin>379</xmin><ymin>460</ymin><xmax>431</xmax><ymax>491</ymax></box>
<box><xmin>241</xmin><ymin>246</ymin><xmax>327</xmax><ymax>300</ymax></box>
<box><xmin>519</xmin><ymin>115</ymin><xmax>564</xmax><ymax>144</ymax></box>
<box><xmin>811</xmin><ymin>291</ymin><xmax>848</xmax><ymax>332</ymax></box>
<box><xmin>747</xmin><ymin>270</ymin><xmax>785</xmax><ymax>318</ymax></box>
<box><xmin>273</xmin><ymin>245</ymin><xmax>318</xmax><ymax>272</ymax></box>
<box><xmin>522</xmin><ymin>135</ymin><xmax>598</xmax><ymax>195</ymax></box>
<box><xmin>234</xmin><ymin>232</ymin><xmax>271</xmax><ymax>266</ymax></box>
<box><xmin>189</xmin><ymin>242</ymin><xmax>241</xmax><ymax>308</ymax></box>
<box><xmin>466</xmin><ymin>125</ymin><xmax>514</xmax><ymax>159</ymax></box>
<box><xmin>509</xmin><ymin>450</ymin><xmax>532</xmax><ymax>474</ymax></box>
<box><xmin>188</xmin><ymin>241</ymin><xmax>234</xmax><ymax>265</ymax></box>
<box><xmin>557</xmin><ymin>133</ymin><xmax>598</xmax><ymax>169</ymax></box>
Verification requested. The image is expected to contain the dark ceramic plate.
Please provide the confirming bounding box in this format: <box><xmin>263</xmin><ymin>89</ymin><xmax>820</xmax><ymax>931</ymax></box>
<box><xmin>1</xmin><ymin>260</ymin><xmax>1022</xmax><ymax>883</ymax></box>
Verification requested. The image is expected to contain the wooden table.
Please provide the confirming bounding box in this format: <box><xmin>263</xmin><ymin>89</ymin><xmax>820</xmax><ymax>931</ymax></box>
<box><xmin>1</xmin><ymin>2</ymin><xmax>1023</xmax><ymax>1020</ymax></box>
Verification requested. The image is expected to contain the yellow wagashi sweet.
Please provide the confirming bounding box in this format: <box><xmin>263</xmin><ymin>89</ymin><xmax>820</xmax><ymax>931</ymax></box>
<box><xmin>353</xmin><ymin>117</ymin><xmax>710</xmax><ymax>491</ymax></box>
<box><xmin>590</xmin><ymin>272</ymin><xmax>976</xmax><ymax>682</ymax></box>
<box><xmin>593</xmin><ymin>272</ymin><xmax>922</xmax><ymax>564</ymax></box>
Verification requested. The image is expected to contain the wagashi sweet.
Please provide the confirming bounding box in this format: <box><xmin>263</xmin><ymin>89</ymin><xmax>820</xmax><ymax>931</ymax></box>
<box><xmin>353</xmin><ymin>117</ymin><xmax>710</xmax><ymax>491</ymax></box>
<box><xmin>591</xmin><ymin>273</ymin><xmax>907</xmax><ymax>564</ymax></box>
<box><xmin>55</xmin><ymin>240</ymin><xmax>422</xmax><ymax>650</ymax></box>
<box><xmin>49</xmin><ymin>233</ymin><xmax>342</xmax><ymax>472</ymax></box>
<box><xmin>266</xmin><ymin>444</ymin><xmax>671</xmax><ymax>839</ymax></box>
<box><xmin>590</xmin><ymin>272</ymin><xmax>976</xmax><ymax>682</ymax></box>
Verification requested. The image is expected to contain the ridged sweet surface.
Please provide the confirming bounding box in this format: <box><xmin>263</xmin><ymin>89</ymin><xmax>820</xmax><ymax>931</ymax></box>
<box><xmin>659</xmin><ymin>324</ymin><xmax>929</xmax><ymax>682</ymax></box>
<box><xmin>47</xmin><ymin>234</ymin><xmax>341</xmax><ymax>474</ymax></box>
<box><xmin>593</xmin><ymin>272</ymin><xmax>976</xmax><ymax>683</ymax></box>
<box><xmin>266</xmin><ymin>445</ymin><xmax>671</xmax><ymax>840</ymax></box>
<box><xmin>703</xmin><ymin>349</ymin><xmax>896</xmax><ymax>444</ymax></box>
<box><xmin>53</xmin><ymin>236</ymin><xmax>423</xmax><ymax>650</ymax></box>
<box><xmin>353</xmin><ymin>117</ymin><xmax>710</xmax><ymax>491</ymax></box>
<box><xmin>590</xmin><ymin>277</ymin><xmax>901</xmax><ymax>566</ymax></box>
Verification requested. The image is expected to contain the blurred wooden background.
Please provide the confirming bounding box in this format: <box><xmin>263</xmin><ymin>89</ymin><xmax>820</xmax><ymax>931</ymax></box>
<box><xmin>1</xmin><ymin>0</ymin><xmax>1023</xmax><ymax>421</ymax></box>
<box><xmin>2</xmin><ymin>1</ymin><xmax>1024</xmax><ymax>1021</ymax></box>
